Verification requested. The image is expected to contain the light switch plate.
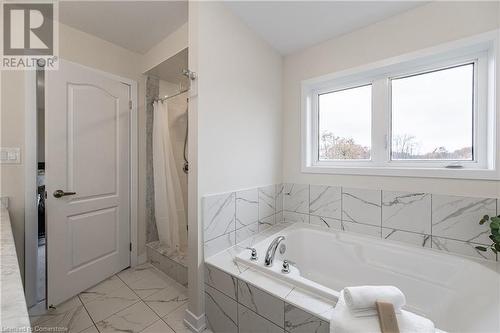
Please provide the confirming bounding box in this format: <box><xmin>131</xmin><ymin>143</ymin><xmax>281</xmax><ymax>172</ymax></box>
<box><xmin>0</xmin><ymin>147</ymin><xmax>21</xmax><ymax>164</ymax></box>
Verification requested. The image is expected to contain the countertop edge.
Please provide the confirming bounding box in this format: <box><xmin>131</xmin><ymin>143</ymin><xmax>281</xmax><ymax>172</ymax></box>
<box><xmin>1</xmin><ymin>206</ymin><xmax>31</xmax><ymax>330</ymax></box>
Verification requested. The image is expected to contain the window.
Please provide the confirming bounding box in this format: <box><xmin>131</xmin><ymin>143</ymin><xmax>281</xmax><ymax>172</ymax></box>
<box><xmin>319</xmin><ymin>85</ymin><xmax>371</xmax><ymax>160</ymax></box>
<box><xmin>302</xmin><ymin>35</ymin><xmax>497</xmax><ymax>179</ymax></box>
<box><xmin>391</xmin><ymin>63</ymin><xmax>474</xmax><ymax>161</ymax></box>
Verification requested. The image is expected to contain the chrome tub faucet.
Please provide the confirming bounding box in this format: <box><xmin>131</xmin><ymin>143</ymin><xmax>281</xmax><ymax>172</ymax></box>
<box><xmin>264</xmin><ymin>236</ymin><xmax>285</xmax><ymax>266</ymax></box>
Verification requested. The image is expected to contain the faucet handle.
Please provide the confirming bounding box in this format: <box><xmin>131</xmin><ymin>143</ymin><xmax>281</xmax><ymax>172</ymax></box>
<box><xmin>281</xmin><ymin>259</ymin><xmax>297</xmax><ymax>274</ymax></box>
<box><xmin>282</xmin><ymin>260</ymin><xmax>290</xmax><ymax>274</ymax></box>
<box><xmin>246</xmin><ymin>247</ymin><xmax>258</xmax><ymax>261</ymax></box>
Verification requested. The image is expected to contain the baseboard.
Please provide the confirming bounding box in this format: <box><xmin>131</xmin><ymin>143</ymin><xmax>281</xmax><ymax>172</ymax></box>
<box><xmin>184</xmin><ymin>308</ymin><xmax>206</xmax><ymax>333</ymax></box>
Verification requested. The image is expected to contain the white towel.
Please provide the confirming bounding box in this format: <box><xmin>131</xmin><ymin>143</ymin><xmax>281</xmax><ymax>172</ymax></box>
<box><xmin>331</xmin><ymin>291</ymin><xmax>435</xmax><ymax>333</ymax></box>
<box><xmin>344</xmin><ymin>286</ymin><xmax>406</xmax><ymax>317</ymax></box>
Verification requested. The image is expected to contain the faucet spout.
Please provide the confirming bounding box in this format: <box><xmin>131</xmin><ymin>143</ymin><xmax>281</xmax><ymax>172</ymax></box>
<box><xmin>264</xmin><ymin>236</ymin><xmax>285</xmax><ymax>266</ymax></box>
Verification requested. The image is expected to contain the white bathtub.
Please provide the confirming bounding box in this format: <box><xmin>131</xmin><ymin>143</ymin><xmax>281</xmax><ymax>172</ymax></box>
<box><xmin>235</xmin><ymin>223</ymin><xmax>500</xmax><ymax>332</ymax></box>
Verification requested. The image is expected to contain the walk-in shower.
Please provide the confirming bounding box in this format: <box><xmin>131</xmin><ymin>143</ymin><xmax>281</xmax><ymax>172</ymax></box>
<box><xmin>145</xmin><ymin>48</ymin><xmax>191</xmax><ymax>285</ymax></box>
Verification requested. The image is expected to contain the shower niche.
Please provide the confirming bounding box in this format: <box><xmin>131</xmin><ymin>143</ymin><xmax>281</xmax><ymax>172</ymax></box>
<box><xmin>145</xmin><ymin>48</ymin><xmax>189</xmax><ymax>286</ymax></box>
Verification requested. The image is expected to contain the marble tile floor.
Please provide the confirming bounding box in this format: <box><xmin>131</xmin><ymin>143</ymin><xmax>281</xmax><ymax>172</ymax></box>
<box><xmin>28</xmin><ymin>263</ymin><xmax>204</xmax><ymax>333</ymax></box>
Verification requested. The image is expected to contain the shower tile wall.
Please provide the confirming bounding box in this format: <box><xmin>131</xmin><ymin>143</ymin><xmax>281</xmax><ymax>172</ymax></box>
<box><xmin>146</xmin><ymin>76</ymin><xmax>159</xmax><ymax>243</ymax></box>
<box><xmin>283</xmin><ymin>183</ymin><xmax>498</xmax><ymax>261</ymax></box>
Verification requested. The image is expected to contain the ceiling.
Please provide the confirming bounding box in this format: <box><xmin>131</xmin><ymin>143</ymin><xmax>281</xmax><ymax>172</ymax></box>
<box><xmin>59</xmin><ymin>1</ymin><xmax>187</xmax><ymax>54</ymax></box>
<box><xmin>225</xmin><ymin>1</ymin><xmax>425</xmax><ymax>55</ymax></box>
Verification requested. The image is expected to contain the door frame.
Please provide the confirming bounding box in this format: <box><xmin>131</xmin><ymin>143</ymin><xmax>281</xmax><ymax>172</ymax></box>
<box><xmin>24</xmin><ymin>59</ymin><xmax>139</xmax><ymax>307</ymax></box>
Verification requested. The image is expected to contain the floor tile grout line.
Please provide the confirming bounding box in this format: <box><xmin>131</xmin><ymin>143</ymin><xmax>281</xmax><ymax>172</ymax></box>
<box><xmin>116</xmin><ymin>265</ymin><xmax>188</xmax><ymax>331</ymax></box>
<box><xmin>77</xmin><ymin>293</ymin><xmax>100</xmax><ymax>332</ymax></box>
<box><xmin>28</xmin><ymin>310</ymin><xmax>59</xmax><ymax>327</ymax></box>
<box><xmin>138</xmin><ymin>301</ymin><xmax>187</xmax><ymax>333</ymax></box>
<box><xmin>159</xmin><ymin>316</ymin><xmax>181</xmax><ymax>333</ymax></box>
<box><xmin>101</xmin><ymin>273</ymin><xmax>161</xmax><ymax>323</ymax></box>
<box><xmin>33</xmin><ymin>262</ymin><xmax>182</xmax><ymax>331</ymax></box>
<box><xmin>29</xmin><ymin>296</ymin><xmax>96</xmax><ymax>331</ymax></box>
<box><xmin>90</xmin><ymin>296</ymin><xmax>142</xmax><ymax>328</ymax></box>
<box><xmin>143</xmin><ymin>290</ymin><xmax>188</xmax><ymax>322</ymax></box>
<box><xmin>136</xmin><ymin>318</ymin><xmax>164</xmax><ymax>333</ymax></box>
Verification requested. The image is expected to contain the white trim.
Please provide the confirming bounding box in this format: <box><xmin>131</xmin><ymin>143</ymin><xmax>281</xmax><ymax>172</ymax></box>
<box><xmin>301</xmin><ymin>30</ymin><xmax>500</xmax><ymax>180</ymax></box>
<box><xmin>24</xmin><ymin>70</ymin><xmax>38</xmax><ymax>308</ymax></box>
<box><xmin>301</xmin><ymin>164</ymin><xmax>500</xmax><ymax>180</ymax></box>
<box><xmin>129</xmin><ymin>80</ymin><xmax>139</xmax><ymax>268</ymax></box>
<box><xmin>184</xmin><ymin>308</ymin><xmax>206</xmax><ymax>333</ymax></box>
<box><xmin>386</xmin><ymin>58</ymin><xmax>485</xmax><ymax>168</ymax></box>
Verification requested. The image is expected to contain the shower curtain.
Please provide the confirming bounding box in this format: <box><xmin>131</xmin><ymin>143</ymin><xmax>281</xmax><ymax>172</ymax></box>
<box><xmin>152</xmin><ymin>100</ymin><xmax>184</xmax><ymax>252</ymax></box>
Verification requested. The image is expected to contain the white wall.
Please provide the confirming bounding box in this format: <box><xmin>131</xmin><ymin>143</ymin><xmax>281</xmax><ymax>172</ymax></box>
<box><xmin>0</xmin><ymin>71</ymin><xmax>26</xmax><ymax>279</ymax></box>
<box><xmin>187</xmin><ymin>0</ymin><xmax>283</xmax><ymax>325</ymax></box>
<box><xmin>283</xmin><ymin>1</ymin><xmax>500</xmax><ymax>197</ymax></box>
<box><xmin>197</xmin><ymin>3</ymin><xmax>282</xmax><ymax>196</ymax></box>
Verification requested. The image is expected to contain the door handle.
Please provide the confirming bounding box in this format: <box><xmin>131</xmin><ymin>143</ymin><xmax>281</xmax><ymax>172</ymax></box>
<box><xmin>53</xmin><ymin>190</ymin><xmax>76</xmax><ymax>198</ymax></box>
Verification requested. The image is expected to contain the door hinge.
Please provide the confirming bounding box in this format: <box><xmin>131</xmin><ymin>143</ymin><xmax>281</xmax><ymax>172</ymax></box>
<box><xmin>129</xmin><ymin>100</ymin><xmax>132</xmax><ymax>110</ymax></box>
<box><xmin>129</xmin><ymin>243</ymin><xmax>132</xmax><ymax>252</ymax></box>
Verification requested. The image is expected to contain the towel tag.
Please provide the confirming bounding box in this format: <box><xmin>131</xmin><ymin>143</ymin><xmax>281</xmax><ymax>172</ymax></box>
<box><xmin>376</xmin><ymin>300</ymin><xmax>400</xmax><ymax>333</ymax></box>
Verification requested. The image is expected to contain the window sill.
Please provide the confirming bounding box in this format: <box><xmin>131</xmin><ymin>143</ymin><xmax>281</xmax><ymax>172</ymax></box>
<box><xmin>301</xmin><ymin>164</ymin><xmax>499</xmax><ymax>180</ymax></box>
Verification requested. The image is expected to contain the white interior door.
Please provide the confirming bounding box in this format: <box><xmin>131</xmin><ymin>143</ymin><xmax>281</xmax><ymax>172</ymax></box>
<box><xmin>46</xmin><ymin>60</ymin><xmax>131</xmax><ymax>306</ymax></box>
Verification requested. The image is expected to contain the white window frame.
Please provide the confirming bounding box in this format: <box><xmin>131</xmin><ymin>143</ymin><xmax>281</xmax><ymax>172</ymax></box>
<box><xmin>301</xmin><ymin>31</ymin><xmax>499</xmax><ymax>180</ymax></box>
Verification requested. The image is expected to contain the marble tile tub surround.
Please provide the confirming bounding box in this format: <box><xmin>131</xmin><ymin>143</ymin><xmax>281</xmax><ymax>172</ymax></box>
<box><xmin>203</xmin><ymin>221</ymin><xmax>336</xmax><ymax>330</ymax></box>
<box><xmin>283</xmin><ymin>183</ymin><xmax>499</xmax><ymax>261</ymax></box>
<box><xmin>202</xmin><ymin>184</ymin><xmax>284</xmax><ymax>258</ymax></box>
<box><xmin>205</xmin><ymin>261</ymin><xmax>331</xmax><ymax>333</ymax></box>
